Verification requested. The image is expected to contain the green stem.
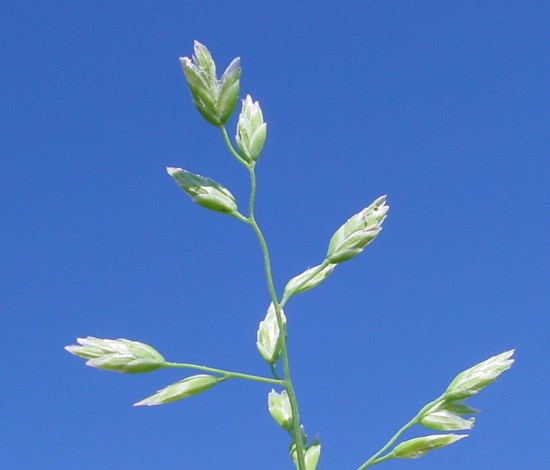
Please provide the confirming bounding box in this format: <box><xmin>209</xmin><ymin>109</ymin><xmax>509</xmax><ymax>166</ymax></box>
<box><xmin>356</xmin><ymin>395</ymin><xmax>445</xmax><ymax>469</ymax></box>
<box><xmin>220</xmin><ymin>126</ymin><xmax>249</xmax><ymax>168</ymax></box>
<box><xmin>270</xmin><ymin>363</ymin><xmax>281</xmax><ymax>380</ymax></box>
<box><xmin>163</xmin><ymin>362</ymin><xmax>283</xmax><ymax>385</ymax></box>
<box><xmin>246</xmin><ymin>167</ymin><xmax>308</xmax><ymax>470</ymax></box>
<box><xmin>231</xmin><ymin>210</ymin><xmax>249</xmax><ymax>224</ymax></box>
<box><xmin>220</xmin><ymin>125</ymin><xmax>307</xmax><ymax>470</ymax></box>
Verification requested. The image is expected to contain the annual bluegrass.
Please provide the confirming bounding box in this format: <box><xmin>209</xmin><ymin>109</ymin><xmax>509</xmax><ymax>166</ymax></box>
<box><xmin>66</xmin><ymin>41</ymin><xmax>514</xmax><ymax>470</ymax></box>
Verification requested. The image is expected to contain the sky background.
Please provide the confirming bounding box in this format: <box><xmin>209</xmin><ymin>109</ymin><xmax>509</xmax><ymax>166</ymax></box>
<box><xmin>1</xmin><ymin>2</ymin><xmax>548</xmax><ymax>469</ymax></box>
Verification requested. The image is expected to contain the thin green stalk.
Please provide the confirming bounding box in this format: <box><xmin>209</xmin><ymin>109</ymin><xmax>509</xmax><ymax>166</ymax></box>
<box><xmin>270</xmin><ymin>363</ymin><xmax>281</xmax><ymax>380</ymax></box>
<box><xmin>356</xmin><ymin>395</ymin><xmax>445</xmax><ymax>469</ymax></box>
<box><xmin>163</xmin><ymin>362</ymin><xmax>283</xmax><ymax>385</ymax></box>
<box><xmin>247</xmin><ymin>168</ymin><xmax>307</xmax><ymax>470</ymax></box>
<box><xmin>220</xmin><ymin>126</ymin><xmax>249</xmax><ymax>168</ymax></box>
<box><xmin>231</xmin><ymin>211</ymin><xmax>249</xmax><ymax>224</ymax></box>
<box><xmin>220</xmin><ymin>125</ymin><xmax>308</xmax><ymax>470</ymax></box>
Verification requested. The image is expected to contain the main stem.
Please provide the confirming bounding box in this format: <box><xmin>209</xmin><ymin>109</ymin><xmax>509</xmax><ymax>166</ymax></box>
<box><xmin>247</xmin><ymin>167</ymin><xmax>307</xmax><ymax>470</ymax></box>
<box><xmin>220</xmin><ymin>126</ymin><xmax>307</xmax><ymax>469</ymax></box>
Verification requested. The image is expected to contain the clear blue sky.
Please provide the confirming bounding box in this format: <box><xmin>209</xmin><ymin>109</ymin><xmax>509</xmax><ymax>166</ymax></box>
<box><xmin>2</xmin><ymin>2</ymin><xmax>548</xmax><ymax>469</ymax></box>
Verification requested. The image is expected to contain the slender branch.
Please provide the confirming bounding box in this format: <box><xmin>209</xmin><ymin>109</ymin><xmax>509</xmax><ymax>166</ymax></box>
<box><xmin>246</xmin><ymin>167</ymin><xmax>307</xmax><ymax>470</ymax></box>
<box><xmin>220</xmin><ymin>126</ymin><xmax>249</xmax><ymax>168</ymax></box>
<box><xmin>219</xmin><ymin>124</ymin><xmax>307</xmax><ymax>470</ymax></box>
<box><xmin>163</xmin><ymin>362</ymin><xmax>284</xmax><ymax>385</ymax></box>
<box><xmin>356</xmin><ymin>395</ymin><xmax>445</xmax><ymax>469</ymax></box>
<box><xmin>231</xmin><ymin>210</ymin><xmax>250</xmax><ymax>224</ymax></box>
<box><xmin>270</xmin><ymin>363</ymin><xmax>281</xmax><ymax>381</ymax></box>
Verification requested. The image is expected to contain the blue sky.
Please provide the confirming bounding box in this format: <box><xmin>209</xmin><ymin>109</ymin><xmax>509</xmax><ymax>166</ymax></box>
<box><xmin>2</xmin><ymin>2</ymin><xmax>548</xmax><ymax>469</ymax></box>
